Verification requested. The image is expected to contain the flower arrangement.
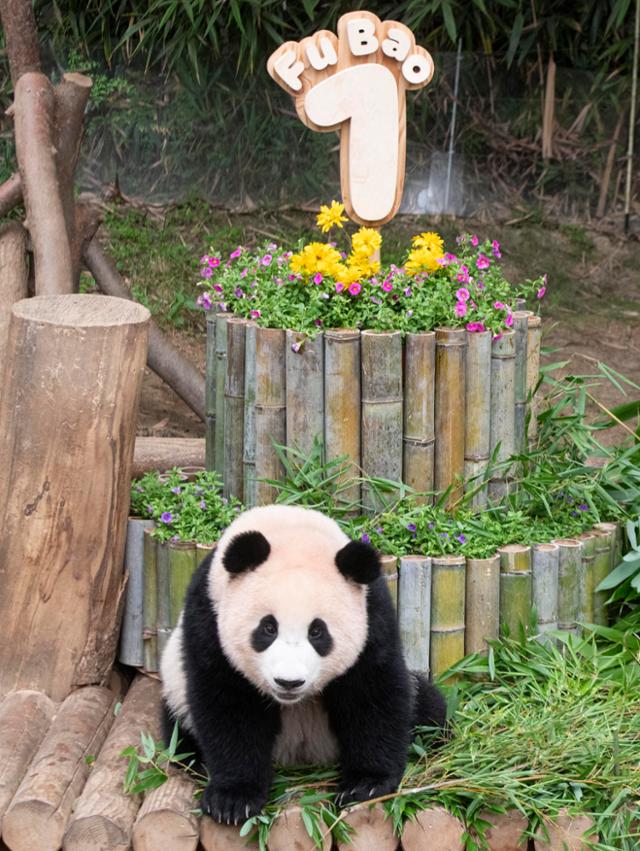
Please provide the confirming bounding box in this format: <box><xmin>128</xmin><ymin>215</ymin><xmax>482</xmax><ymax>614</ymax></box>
<box><xmin>196</xmin><ymin>201</ymin><xmax>546</xmax><ymax>336</ymax></box>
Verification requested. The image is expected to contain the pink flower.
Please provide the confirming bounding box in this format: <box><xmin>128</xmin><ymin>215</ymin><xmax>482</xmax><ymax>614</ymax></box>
<box><xmin>456</xmin><ymin>265</ymin><xmax>470</xmax><ymax>284</ymax></box>
<box><xmin>476</xmin><ymin>254</ymin><xmax>490</xmax><ymax>270</ymax></box>
<box><xmin>261</xmin><ymin>254</ymin><xmax>272</xmax><ymax>266</ymax></box>
<box><xmin>454</xmin><ymin>301</ymin><xmax>468</xmax><ymax>318</ymax></box>
<box><xmin>471</xmin><ymin>234</ymin><xmax>479</xmax><ymax>247</ymax></box>
<box><xmin>348</xmin><ymin>282</ymin><xmax>362</xmax><ymax>296</ymax></box>
<box><xmin>456</xmin><ymin>287</ymin><xmax>470</xmax><ymax>302</ymax></box>
<box><xmin>291</xmin><ymin>341</ymin><xmax>302</xmax><ymax>353</ymax></box>
<box><xmin>382</xmin><ymin>280</ymin><xmax>393</xmax><ymax>292</ymax></box>
<box><xmin>314</xmin><ymin>319</ymin><xmax>323</xmax><ymax>327</ymax></box>
<box><xmin>505</xmin><ymin>312</ymin><xmax>514</xmax><ymax>328</ymax></box>
<box><xmin>200</xmin><ymin>266</ymin><xmax>213</xmax><ymax>279</ymax></box>
<box><xmin>493</xmin><ymin>332</ymin><xmax>503</xmax><ymax>341</ymax></box>
<box><xmin>250</xmin><ymin>309</ymin><xmax>261</xmax><ymax>319</ymax></box>
<box><xmin>494</xmin><ymin>301</ymin><xmax>506</xmax><ymax>310</ymax></box>
<box><xmin>444</xmin><ymin>252</ymin><xmax>458</xmax><ymax>263</ymax></box>
<box><xmin>335</xmin><ymin>283</ymin><xmax>345</xmax><ymax>293</ymax></box>
<box><xmin>313</xmin><ymin>273</ymin><xmax>323</xmax><ymax>285</ymax></box>
<box><xmin>199</xmin><ymin>255</ymin><xmax>210</xmax><ymax>264</ymax></box>
<box><xmin>537</xmin><ymin>286</ymin><xmax>546</xmax><ymax>299</ymax></box>
<box><xmin>213</xmin><ymin>284</ymin><xmax>223</xmax><ymax>293</ymax></box>
<box><xmin>196</xmin><ymin>293</ymin><xmax>212</xmax><ymax>310</ymax></box>
<box><xmin>466</xmin><ymin>321</ymin><xmax>486</xmax><ymax>332</ymax></box>
<box><xmin>230</xmin><ymin>247</ymin><xmax>242</xmax><ymax>260</ymax></box>
<box><xmin>240</xmin><ymin>268</ymin><xmax>248</xmax><ymax>278</ymax></box>
<box><xmin>209</xmin><ymin>257</ymin><xmax>221</xmax><ymax>268</ymax></box>
<box><xmin>491</xmin><ymin>240</ymin><xmax>501</xmax><ymax>259</ymax></box>
<box><xmin>288</xmin><ymin>274</ymin><xmax>297</xmax><ymax>281</ymax></box>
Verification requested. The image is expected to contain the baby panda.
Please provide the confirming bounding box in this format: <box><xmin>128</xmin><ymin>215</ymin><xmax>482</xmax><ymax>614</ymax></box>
<box><xmin>160</xmin><ymin>504</ymin><xmax>446</xmax><ymax>825</ymax></box>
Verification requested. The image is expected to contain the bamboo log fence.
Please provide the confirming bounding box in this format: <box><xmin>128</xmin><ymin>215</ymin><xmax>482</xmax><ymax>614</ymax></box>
<box><xmin>205</xmin><ymin>317</ymin><xmax>544</xmax><ymax>508</ymax></box>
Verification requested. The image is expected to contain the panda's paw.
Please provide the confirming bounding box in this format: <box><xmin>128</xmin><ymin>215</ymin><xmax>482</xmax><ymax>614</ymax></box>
<box><xmin>201</xmin><ymin>782</ymin><xmax>266</xmax><ymax>825</ymax></box>
<box><xmin>335</xmin><ymin>776</ymin><xmax>399</xmax><ymax>808</ymax></box>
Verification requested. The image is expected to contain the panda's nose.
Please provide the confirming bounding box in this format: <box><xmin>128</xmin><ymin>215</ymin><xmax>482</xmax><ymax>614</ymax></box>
<box><xmin>274</xmin><ymin>677</ymin><xmax>305</xmax><ymax>691</ymax></box>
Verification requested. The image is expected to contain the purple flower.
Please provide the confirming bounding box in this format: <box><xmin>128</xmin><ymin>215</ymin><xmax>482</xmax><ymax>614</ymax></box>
<box><xmin>376</xmin><ymin>527</ymin><xmax>383</xmax><ymax>534</ymax></box>
<box><xmin>335</xmin><ymin>283</ymin><xmax>345</xmax><ymax>293</ymax></box>
<box><xmin>250</xmin><ymin>309</ymin><xmax>261</xmax><ymax>319</ymax></box>
<box><xmin>212</xmin><ymin>283</ymin><xmax>223</xmax><ymax>293</ymax></box>
<box><xmin>440</xmin><ymin>532</ymin><xmax>450</xmax><ymax>539</ymax></box>
<box><xmin>455</xmin><ymin>301</ymin><xmax>468</xmax><ymax>318</ymax></box>
<box><xmin>314</xmin><ymin>319</ymin><xmax>323</xmax><ymax>327</ymax></box>
<box><xmin>200</xmin><ymin>266</ymin><xmax>213</xmax><ymax>279</ymax></box>
<box><xmin>291</xmin><ymin>341</ymin><xmax>302</xmax><ymax>353</ymax></box>
<box><xmin>456</xmin><ymin>287</ymin><xmax>470</xmax><ymax>302</ymax></box>
<box><xmin>230</xmin><ymin>247</ymin><xmax>242</xmax><ymax>260</ymax></box>
<box><xmin>234</xmin><ymin>287</ymin><xmax>244</xmax><ymax>298</ymax></box>
<box><xmin>491</xmin><ymin>240</ymin><xmax>501</xmax><ymax>259</ymax></box>
<box><xmin>456</xmin><ymin>265</ymin><xmax>470</xmax><ymax>284</ymax></box>
<box><xmin>261</xmin><ymin>254</ymin><xmax>272</xmax><ymax>266</ymax></box>
<box><xmin>313</xmin><ymin>272</ymin><xmax>323</xmax><ymax>285</ymax></box>
<box><xmin>240</xmin><ymin>268</ymin><xmax>248</xmax><ymax>279</ymax></box>
<box><xmin>476</xmin><ymin>254</ymin><xmax>490</xmax><ymax>270</ymax></box>
<box><xmin>403</xmin><ymin>286</ymin><xmax>412</xmax><ymax>297</ymax></box>
<box><xmin>406</xmin><ymin>309</ymin><xmax>413</xmax><ymax>318</ymax></box>
<box><xmin>197</xmin><ymin>293</ymin><xmax>212</xmax><ymax>310</ymax></box>
<box><xmin>288</xmin><ymin>274</ymin><xmax>297</xmax><ymax>282</ymax></box>
<box><xmin>199</xmin><ymin>500</ymin><xmax>207</xmax><ymax>509</ymax></box>
<box><xmin>361</xmin><ymin>533</ymin><xmax>371</xmax><ymax>544</ymax></box>
<box><xmin>456</xmin><ymin>534</ymin><xmax>467</xmax><ymax>544</ymax></box>
<box><xmin>466</xmin><ymin>321</ymin><xmax>486</xmax><ymax>333</ymax></box>
<box><xmin>200</xmin><ymin>255</ymin><xmax>210</xmax><ymax>264</ymax></box>
<box><xmin>470</xmin><ymin>234</ymin><xmax>479</xmax><ymax>247</ymax></box>
<box><xmin>171</xmin><ymin>535</ymin><xmax>180</xmax><ymax>542</ymax></box>
<box><xmin>428</xmin><ymin>522</ymin><xmax>435</xmax><ymax>530</ymax></box>
<box><xmin>407</xmin><ymin>523</ymin><xmax>417</xmax><ymax>533</ymax></box>
<box><xmin>160</xmin><ymin>512</ymin><xmax>173</xmax><ymax>524</ymax></box>
<box><xmin>579</xmin><ymin>503</ymin><xmax>589</xmax><ymax>511</ymax></box>
<box><xmin>170</xmin><ymin>486</ymin><xmax>181</xmax><ymax>494</ymax></box>
<box><xmin>537</xmin><ymin>286</ymin><xmax>546</xmax><ymax>299</ymax></box>
<box><xmin>146</xmin><ymin>504</ymin><xmax>153</xmax><ymax>514</ymax></box>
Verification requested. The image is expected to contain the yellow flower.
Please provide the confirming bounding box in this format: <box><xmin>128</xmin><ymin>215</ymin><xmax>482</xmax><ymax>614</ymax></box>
<box><xmin>351</xmin><ymin>227</ymin><xmax>381</xmax><ymax>258</ymax></box>
<box><xmin>335</xmin><ymin>264</ymin><xmax>363</xmax><ymax>286</ymax></box>
<box><xmin>412</xmin><ymin>231</ymin><xmax>445</xmax><ymax>255</ymax></box>
<box><xmin>289</xmin><ymin>242</ymin><xmax>343</xmax><ymax>278</ymax></box>
<box><xmin>346</xmin><ymin>253</ymin><xmax>379</xmax><ymax>278</ymax></box>
<box><xmin>405</xmin><ymin>246</ymin><xmax>443</xmax><ymax>275</ymax></box>
<box><xmin>316</xmin><ymin>200</ymin><xmax>348</xmax><ymax>233</ymax></box>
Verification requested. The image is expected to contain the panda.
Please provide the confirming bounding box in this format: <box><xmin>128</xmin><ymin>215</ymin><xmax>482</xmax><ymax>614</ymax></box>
<box><xmin>160</xmin><ymin>504</ymin><xmax>446</xmax><ymax>825</ymax></box>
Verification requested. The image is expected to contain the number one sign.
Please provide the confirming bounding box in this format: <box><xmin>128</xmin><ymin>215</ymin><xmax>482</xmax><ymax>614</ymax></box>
<box><xmin>267</xmin><ymin>11</ymin><xmax>434</xmax><ymax>227</ymax></box>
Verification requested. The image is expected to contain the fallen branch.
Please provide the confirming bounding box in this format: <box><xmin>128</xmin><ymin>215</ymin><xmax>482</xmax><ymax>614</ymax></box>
<box><xmin>133</xmin><ymin>437</ymin><xmax>206</xmax><ymax>478</ymax></box>
<box><xmin>84</xmin><ymin>239</ymin><xmax>206</xmax><ymax>421</ymax></box>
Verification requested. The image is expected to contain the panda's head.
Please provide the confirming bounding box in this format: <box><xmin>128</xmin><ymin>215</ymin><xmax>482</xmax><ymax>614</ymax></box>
<box><xmin>209</xmin><ymin>505</ymin><xmax>380</xmax><ymax>705</ymax></box>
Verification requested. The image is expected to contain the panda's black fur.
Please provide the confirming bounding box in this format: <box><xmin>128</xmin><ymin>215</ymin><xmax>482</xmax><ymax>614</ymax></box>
<box><xmin>161</xmin><ymin>531</ymin><xmax>446</xmax><ymax>825</ymax></box>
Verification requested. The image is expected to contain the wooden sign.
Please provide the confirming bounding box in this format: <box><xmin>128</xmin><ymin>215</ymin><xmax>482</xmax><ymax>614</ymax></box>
<box><xmin>267</xmin><ymin>11</ymin><xmax>434</xmax><ymax>226</ymax></box>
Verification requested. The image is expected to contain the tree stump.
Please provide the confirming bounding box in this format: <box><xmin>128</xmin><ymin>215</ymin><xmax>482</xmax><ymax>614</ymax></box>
<box><xmin>0</xmin><ymin>295</ymin><xmax>149</xmax><ymax>700</ymax></box>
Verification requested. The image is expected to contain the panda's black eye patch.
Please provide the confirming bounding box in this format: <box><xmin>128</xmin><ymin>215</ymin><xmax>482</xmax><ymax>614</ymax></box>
<box><xmin>251</xmin><ymin>615</ymin><xmax>278</xmax><ymax>652</ymax></box>
<box><xmin>308</xmin><ymin>618</ymin><xmax>333</xmax><ymax>656</ymax></box>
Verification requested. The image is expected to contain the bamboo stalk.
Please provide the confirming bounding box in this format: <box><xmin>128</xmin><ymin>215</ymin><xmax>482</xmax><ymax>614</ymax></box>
<box><xmin>196</xmin><ymin>542</ymin><xmax>216</xmax><ymax>564</ymax></box>
<box><xmin>223</xmin><ymin>318</ymin><xmax>246</xmax><ymax>500</ymax></box>
<box><xmin>156</xmin><ymin>540</ymin><xmax>171</xmax><ymax>659</ymax></box>
<box><xmin>243</xmin><ymin>321</ymin><xmax>257</xmax><ymax>507</ymax></box>
<box><xmin>398</xmin><ymin>556</ymin><xmax>431</xmax><ymax>672</ymax></box>
<box><xmin>593</xmin><ymin>523</ymin><xmax>617</xmax><ymax>625</ymax></box>
<box><xmin>499</xmin><ymin>544</ymin><xmax>532</xmax><ymax>637</ymax></box>
<box><xmin>324</xmin><ymin>329</ymin><xmax>361</xmax><ymax>509</ymax></box>
<box><xmin>513</xmin><ymin>311</ymin><xmax>530</xmax><ymax>453</ymax></box>
<box><xmin>143</xmin><ymin>527</ymin><xmax>158</xmax><ymax>672</ymax></box>
<box><xmin>286</xmin><ymin>330</ymin><xmax>324</xmax><ymax>457</ymax></box>
<box><xmin>168</xmin><ymin>541</ymin><xmax>197</xmax><ymax>628</ymax></box>
<box><xmin>532</xmin><ymin>542</ymin><xmax>559</xmax><ymax>636</ymax></box>
<box><xmin>464</xmin><ymin>330</ymin><xmax>491</xmax><ymax>510</ymax></box>
<box><xmin>526</xmin><ymin>315</ymin><xmax>542</xmax><ymax>445</ymax></box>
<box><xmin>380</xmin><ymin>554</ymin><xmax>399</xmax><ymax>610</ymax></box>
<box><xmin>205</xmin><ymin>313</ymin><xmax>216</xmax><ymax>470</ymax></box>
<box><xmin>489</xmin><ymin>329</ymin><xmax>516</xmax><ymax>501</ymax></box>
<box><xmin>430</xmin><ymin>555</ymin><xmax>466</xmax><ymax>677</ymax></box>
<box><xmin>577</xmin><ymin>532</ymin><xmax>596</xmax><ymax>624</ymax></box>
<box><xmin>553</xmin><ymin>538</ymin><xmax>582</xmax><ymax>636</ymax></box>
<box><xmin>434</xmin><ymin>327</ymin><xmax>466</xmax><ymax>507</ymax></box>
<box><xmin>119</xmin><ymin>517</ymin><xmax>154</xmax><ymax>668</ymax></box>
<box><xmin>214</xmin><ymin>313</ymin><xmax>230</xmax><ymax>476</ymax></box>
<box><xmin>403</xmin><ymin>332</ymin><xmax>436</xmax><ymax>503</ymax></box>
<box><xmin>254</xmin><ymin>326</ymin><xmax>286</xmax><ymax>505</ymax></box>
<box><xmin>361</xmin><ymin>330</ymin><xmax>403</xmax><ymax>512</ymax></box>
<box><xmin>465</xmin><ymin>554</ymin><xmax>500</xmax><ymax>654</ymax></box>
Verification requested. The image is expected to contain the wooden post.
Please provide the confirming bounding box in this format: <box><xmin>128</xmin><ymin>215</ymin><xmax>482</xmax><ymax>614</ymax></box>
<box><xmin>498</xmin><ymin>544</ymin><xmax>532</xmax><ymax>637</ymax></box>
<box><xmin>214</xmin><ymin>313</ymin><xmax>230</xmax><ymax>476</ymax></box>
<box><xmin>243</xmin><ymin>321</ymin><xmax>257</xmax><ymax>507</ymax></box>
<box><xmin>286</xmin><ymin>329</ymin><xmax>324</xmax><ymax>456</ymax></box>
<box><xmin>464</xmin><ymin>330</ymin><xmax>492</xmax><ymax>510</ymax></box>
<box><xmin>526</xmin><ymin>315</ymin><xmax>542</xmax><ymax>445</ymax></box>
<box><xmin>464</xmin><ymin>554</ymin><xmax>500</xmax><ymax>654</ymax></box>
<box><xmin>156</xmin><ymin>541</ymin><xmax>171</xmax><ymax>659</ymax></box>
<box><xmin>361</xmin><ymin>330</ymin><xmax>403</xmax><ymax>512</ymax></box>
<box><xmin>254</xmin><ymin>326</ymin><xmax>286</xmax><ymax>505</ymax></box>
<box><xmin>0</xmin><ymin>691</ymin><xmax>56</xmax><ymax>823</ymax></box>
<box><xmin>398</xmin><ymin>556</ymin><xmax>431</xmax><ymax>672</ymax></box>
<box><xmin>0</xmin><ymin>295</ymin><xmax>149</xmax><ymax>699</ymax></box>
<box><xmin>532</xmin><ymin>542</ymin><xmax>559</xmax><ymax>637</ymax></box>
<box><xmin>205</xmin><ymin>312</ymin><xmax>216</xmax><ymax>470</ymax></box>
<box><xmin>223</xmin><ymin>318</ymin><xmax>246</xmax><ymax>500</ymax></box>
<box><xmin>143</xmin><ymin>528</ymin><xmax>159</xmax><ymax>673</ymax></box>
<box><xmin>577</xmin><ymin>531</ymin><xmax>596</xmax><ymax>624</ymax></box>
<box><xmin>379</xmin><ymin>553</ymin><xmax>399</xmax><ymax>609</ymax></box>
<box><xmin>403</xmin><ymin>331</ymin><xmax>436</xmax><ymax>502</ymax></box>
<box><xmin>324</xmin><ymin>329</ymin><xmax>361</xmax><ymax>509</ymax></box>
<box><xmin>63</xmin><ymin>675</ymin><xmax>161</xmax><ymax>851</ymax></box>
<box><xmin>430</xmin><ymin>555</ymin><xmax>466</xmax><ymax>677</ymax></box>
<box><xmin>489</xmin><ymin>330</ymin><xmax>516</xmax><ymax>501</ymax></box>
<box><xmin>553</xmin><ymin>538</ymin><xmax>582</xmax><ymax>636</ymax></box>
<box><xmin>168</xmin><ymin>541</ymin><xmax>197</xmax><ymax>627</ymax></box>
<box><xmin>2</xmin><ymin>686</ymin><xmax>116</xmax><ymax>851</ymax></box>
<box><xmin>512</xmin><ymin>311</ymin><xmax>530</xmax><ymax>453</ymax></box>
<box><xmin>434</xmin><ymin>327</ymin><xmax>466</xmax><ymax>507</ymax></box>
<box><xmin>119</xmin><ymin>518</ymin><xmax>154</xmax><ymax>668</ymax></box>
<box><xmin>0</xmin><ymin>222</ymin><xmax>28</xmax><ymax>378</ymax></box>
<box><xmin>132</xmin><ymin>770</ymin><xmax>199</xmax><ymax>851</ymax></box>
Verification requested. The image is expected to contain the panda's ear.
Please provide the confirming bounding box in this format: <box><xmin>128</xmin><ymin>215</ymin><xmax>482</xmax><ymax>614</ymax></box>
<box><xmin>335</xmin><ymin>540</ymin><xmax>380</xmax><ymax>585</ymax></box>
<box><xmin>223</xmin><ymin>531</ymin><xmax>271</xmax><ymax>575</ymax></box>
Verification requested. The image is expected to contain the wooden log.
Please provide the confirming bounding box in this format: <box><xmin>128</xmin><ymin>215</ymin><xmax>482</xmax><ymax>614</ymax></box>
<box><xmin>156</xmin><ymin>541</ymin><xmax>172</xmax><ymax>660</ymax></box>
<box><xmin>0</xmin><ymin>172</ymin><xmax>23</xmax><ymax>218</ymax></box>
<box><xmin>132</xmin><ymin>437</ymin><xmax>206</xmax><ymax>478</ymax></box>
<box><xmin>0</xmin><ymin>295</ymin><xmax>149</xmax><ymax>699</ymax></box>
<box><xmin>14</xmin><ymin>73</ymin><xmax>73</xmax><ymax>295</ymax></box>
<box><xmin>464</xmin><ymin>554</ymin><xmax>500</xmax><ymax>655</ymax></box>
<box><xmin>498</xmin><ymin>545</ymin><xmax>532</xmax><ymax>637</ymax></box>
<box><xmin>592</xmin><ymin>524</ymin><xmax>616</xmax><ymax>625</ymax></box>
<box><xmin>512</xmin><ymin>311</ymin><xmax>530</xmax><ymax>453</ymax></box>
<box><xmin>169</xmin><ymin>541</ymin><xmax>197</xmax><ymax>627</ymax></box>
<box><xmin>243</xmin><ymin>321</ymin><xmax>257</xmax><ymax>507</ymax></box>
<box><xmin>267</xmin><ymin>805</ymin><xmax>332</xmax><ymax>850</ymax></box>
<box><xmin>402</xmin><ymin>806</ymin><xmax>465</xmax><ymax>850</ymax></box>
<box><xmin>286</xmin><ymin>330</ymin><xmax>324</xmax><ymax>456</ymax></box>
<box><xmin>398</xmin><ymin>556</ymin><xmax>431</xmax><ymax>672</ymax></box>
<box><xmin>434</xmin><ymin>327</ymin><xmax>466</xmax><ymax>507</ymax></box>
<box><xmin>214</xmin><ymin>314</ymin><xmax>230</xmax><ymax>474</ymax></box>
<box><xmin>224</xmin><ymin>318</ymin><xmax>246</xmax><ymax>500</ymax></box>
<box><xmin>430</xmin><ymin>555</ymin><xmax>466</xmax><ymax>678</ymax></box>
<box><xmin>119</xmin><ymin>518</ymin><xmax>155</xmax><ymax>668</ymax></box>
<box><xmin>464</xmin><ymin>330</ymin><xmax>492</xmax><ymax>510</ymax></box>
<box><xmin>403</xmin><ymin>331</ymin><xmax>436</xmax><ymax>503</ymax></box>
<box><xmin>143</xmin><ymin>528</ymin><xmax>159</xmax><ymax>673</ymax></box>
<box><xmin>336</xmin><ymin>804</ymin><xmax>397</xmax><ymax>851</ymax></box>
<box><xmin>380</xmin><ymin>554</ymin><xmax>398</xmax><ymax>610</ymax></box>
<box><xmin>205</xmin><ymin>312</ymin><xmax>217</xmax><ymax>470</ymax></box>
<box><xmin>534</xmin><ymin>808</ymin><xmax>598</xmax><ymax>851</ymax></box>
<box><xmin>324</xmin><ymin>329</ymin><xmax>361</xmax><ymax>509</ymax></box>
<box><xmin>84</xmin><ymin>241</ymin><xmax>205</xmax><ymax>421</ymax></box>
<box><xmin>479</xmin><ymin>810</ymin><xmax>528</xmax><ymax>850</ymax></box>
<box><xmin>526</xmin><ymin>315</ymin><xmax>542</xmax><ymax>445</ymax></box>
<box><xmin>532</xmin><ymin>542</ymin><xmax>559</xmax><ymax>636</ymax></box>
<box><xmin>0</xmin><ymin>691</ymin><xmax>55</xmax><ymax>823</ymax></box>
<box><xmin>200</xmin><ymin>818</ymin><xmax>252</xmax><ymax>850</ymax></box>
<box><xmin>254</xmin><ymin>326</ymin><xmax>286</xmax><ymax>505</ymax></box>
<box><xmin>553</xmin><ymin>538</ymin><xmax>582</xmax><ymax>636</ymax></box>
<box><xmin>577</xmin><ymin>532</ymin><xmax>596</xmax><ymax>624</ymax></box>
<box><xmin>361</xmin><ymin>330</ymin><xmax>403</xmax><ymax>512</ymax></box>
<box><xmin>0</xmin><ymin>222</ymin><xmax>28</xmax><ymax>377</ymax></box>
<box><xmin>0</xmin><ymin>0</ymin><xmax>41</xmax><ymax>85</ymax></box>
<box><xmin>489</xmin><ymin>330</ymin><xmax>516</xmax><ymax>501</ymax></box>
<box><xmin>2</xmin><ymin>687</ymin><xmax>116</xmax><ymax>851</ymax></box>
<box><xmin>132</xmin><ymin>770</ymin><xmax>199</xmax><ymax>851</ymax></box>
<box><xmin>63</xmin><ymin>675</ymin><xmax>161</xmax><ymax>851</ymax></box>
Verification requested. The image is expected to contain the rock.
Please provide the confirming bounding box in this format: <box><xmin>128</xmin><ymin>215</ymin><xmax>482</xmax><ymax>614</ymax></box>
<box><xmin>402</xmin><ymin>806</ymin><xmax>465</xmax><ymax>850</ymax></box>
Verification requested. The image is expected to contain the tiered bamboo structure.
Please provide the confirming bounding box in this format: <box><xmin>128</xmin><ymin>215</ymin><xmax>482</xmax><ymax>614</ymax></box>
<box><xmin>205</xmin><ymin>313</ymin><xmax>216</xmax><ymax>470</ymax></box>
<box><xmin>489</xmin><ymin>330</ymin><xmax>516</xmax><ymax>501</ymax></box>
<box><xmin>498</xmin><ymin>544</ymin><xmax>532</xmax><ymax>636</ymax></box>
<box><xmin>464</xmin><ymin>330</ymin><xmax>492</xmax><ymax>510</ymax></box>
<box><xmin>512</xmin><ymin>311</ymin><xmax>530</xmax><ymax>452</ymax></box>
<box><xmin>532</xmin><ymin>542</ymin><xmax>559</xmax><ymax>635</ymax></box>
<box><xmin>223</xmin><ymin>318</ymin><xmax>246</xmax><ymax>500</ymax></box>
<box><xmin>380</xmin><ymin>554</ymin><xmax>399</xmax><ymax>609</ymax></box>
<box><xmin>254</xmin><ymin>327</ymin><xmax>286</xmax><ymax>505</ymax></box>
<box><xmin>403</xmin><ymin>332</ymin><xmax>436</xmax><ymax>501</ymax></box>
<box><xmin>285</xmin><ymin>329</ymin><xmax>324</xmax><ymax>457</ymax></box>
<box><xmin>593</xmin><ymin>523</ymin><xmax>617</xmax><ymax>625</ymax></box>
<box><xmin>398</xmin><ymin>556</ymin><xmax>431</xmax><ymax>671</ymax></box>
<box><xmin>143</xmin><ymin>527</ymin><xmax>159</xmax><ymax>672</ymax></box>
<box><xmin>119</xmin><ymin>517</ymin><xmax>154</xmax><ymax>668</ymax></box>
<box><xmin>465</xmin><ymin>554</ymin><xmax>500</xmax><ymax>654</ymax></box>
<box><xmin>243</xmin><ymin>321</ymin><xmax>257</xmax><ymax>506</ymax></box>
<box><xmin>577</xmin><ymin>531</ymin><xmax>596</xmax><ymax>624</ymax></box>
<box><xmin>213</xmin><ymin>313</ymin><xmax>229</xmax><ymax>477</ymax></box>
<box><xmin>554</xmin><ymin>538</ymin><xmax>583</xmax><ymax>636</ymax></box>
<box><xmin>434</xmin><ymin>327</ymin><xmax>466</xmax><ymax>507</ymax></box>
<box><xmin>429</xmin><ymin>555</ymin><xmax>466</xmax><ymax>676</ymax></box>
<box><xmin>526</xmin><ymin>315</ymin><xmax>542</xmax><ymax>445</ymax></box>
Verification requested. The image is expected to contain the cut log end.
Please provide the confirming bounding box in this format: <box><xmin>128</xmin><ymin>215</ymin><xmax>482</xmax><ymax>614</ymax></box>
<box><xmin>12</xmin><ymin>293</ymin><xmax>150</xmax><ymax>327</ymax></box>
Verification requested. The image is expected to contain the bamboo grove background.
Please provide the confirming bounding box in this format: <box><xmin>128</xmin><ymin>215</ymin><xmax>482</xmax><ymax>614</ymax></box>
<box><xmin>0</xmin><ymin>0</ymin><xmax>635</xmax><ymax>217</ymax></box>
